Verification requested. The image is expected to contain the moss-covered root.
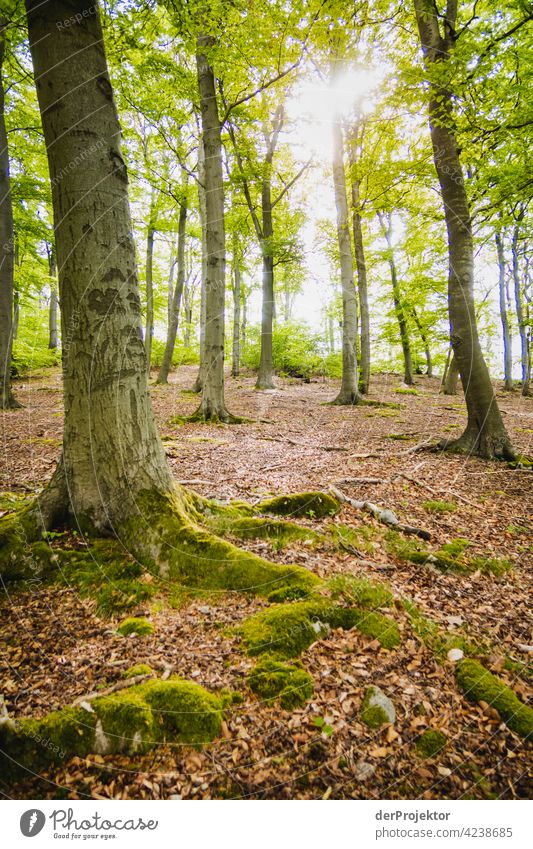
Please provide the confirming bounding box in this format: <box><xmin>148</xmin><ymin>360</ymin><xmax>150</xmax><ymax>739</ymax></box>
<box><xmin>0</xmin><ymin>509</ymin><xmax>54</xmax><ymax>582</ymax></box>
<box><xmin>0</xmin><ymin>678</ymin><xmax>224</xmax><ymax>779</ymax></box>
<box><xmin>238</xmin><ymin>599</ymin><xmax>400</xmax><ymax>659</ymax></box>
<box><xmin>256</xmin><ymin>491</ymin><xmax>340</xmax><ymax>519</ymax></box>
<box><xmin>121</xmin><ymin>490</ymin><xmax>321</xmax><ymax>599</ymax></box>
<box><xmin>456</xmin><ymin>659</ymin><xmax>533</xmax><ymax>739</ymax></box>
<box><xmin>247</xmin><ymin>657</ymin><xmax>314</xmax><ymax>710</ymax></box>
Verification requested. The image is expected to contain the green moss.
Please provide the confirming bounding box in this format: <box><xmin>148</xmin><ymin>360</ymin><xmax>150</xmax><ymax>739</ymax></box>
<box><xmin>0</xmin><ymin>509</ymin><xmax>52</xmax><ymax>582</ymax></box>
<box><xmin>401</xmin><ymin>598</ymin><xmax>481</xmax><ymax>659</ymax></box>
<box><xmin>387</xmin><ymin>532</ymin><xmax>510</xmax><ymax>578</ymax></box>
<box><xmin>456</xmin><ymin>659</ymin><xmax>533</xmax><ymax>739</ymax></box>
<box><xmin>247</xmin><ymin>657</ymin><xmax>314</xmax><ymax>709</ymax></box>
<box><xmin>117</xmin><ymin>617</ymin><xmax>154</xmax><ymax>637</ymax></box>
<box><xmin>385</xmin><ymin>433</ymin><xmax>415</xmax><ymax>441</ymax></box>
<box><xmin>256</xmin><ymin>491</ymin><xmax>339</xmax><ymax>519</ymax></box>
<box><xmin>415</xmin><ymin>729</ymin><xmax>447</xmax><ymax>758</ymax></box>
<box><xmin>0</xmin><ymin>491</ymin><xmax>32</xmax><ymax>514</ymax></box>
<box><xmin>210</xmin><ymin>515</ymin><xmax>318</xmax><ymax>550</ymax></box>
<box><xmin>326</xmin><ymin>575</ymin><xmax>393</xmax><ymax>609</ymax></box>
<box><xmin>422</xmin><ymin>500</ymin><xmax>457</xmax><ymax>514</ymax></box>
<box><xmin>328</xmin><ymin>523</ymin><xmax>376</xmax><ymax>555</ymax></box>
<box><xmin>469</xmin><ymin>556</ymin><xmax>512</xmax><ymax>577</ymax></box>
<box><xmin>238</xmin><ymin>598</ymin><xmax>400</xmax><ymax>659</ymax></box>
<box><xmin>124</xmin><ymin>664</ymin><xmax>153</xmax><ymax>678</ymax></box>
<box><xmin>0</xmin><ymin>677</ymin><xmax>224</xmax><ymax>777</ymax></box>
<box><xmin>360</xmin><ymin>687</ymin><xmax>395</xmax><ymax>728</ymax></box>
<box><xmin>394</xmin><ymin>387</ymin><xmax>419</xmax><ymax>395</ymax></box>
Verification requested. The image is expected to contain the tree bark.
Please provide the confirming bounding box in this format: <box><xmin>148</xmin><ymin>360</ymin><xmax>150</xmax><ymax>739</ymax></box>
<box><xmin>495</xmin><ymin>231</ymin><xmax>513</xmax><ymax>390</ymax></box>
<box><xmin>511</xmin><ymin>223</ymin><xmax>531</xmax><ymax>396</ymax></box>
<box><xmin>25</xmin><ymin>0</ymin><xmax>173</xmax><ymax>529</ymax></box>
<box><xmin>0</xmin><ymin>18</ymin><xmax>19</xmax><ymax>409</ymax></box>
<box><xmin>157</xmin><ymin>194</ymin><xmax>187</xmax><ymax>384</ymax></box>
<box><xmin>378</xmin><ymin>211</ymin><xmax>414</xmax><ymax>386</ymax></box>
<box><xmin>144</xmin><ymin>189</ymin><xmax>156</xmax><ymax>373</ymax></box>
<box><xmin>331</xmin><ymin>112</ymin><xmax>360</xmax><ymax>405</ymax></box>
<box><xmin>192</xmin><ymin>136</ymin><xmax>207</xmax><ymax>393</ymax></box>
<box><xmin>414</xmin><ymin>0</ymin><xmax>514</xmax><ymax>459</ymax></box>
<box><xmin>193</xmin><ymin>35</ymin><xmax>233</xmax><ymax>420</ymax></box>
<box><xmin>231</xmin><ymin>236</ymin><xmax>241</xmax><ymax>378</ymax></box>
<box><xmin>411</xmin><ymin>306</ymin><xmax>432</xmax><ymax>376</ymax></box>
<box><xmin>167</xmin><ymin>237</ymin><xmax>178</xmax><ymax>328</ymax></box>
<box><xmin>47</xmin><ymin>244</ymin><xmax>59</xmax><ymax>350</ymax></box>
<box><xmin>443</xmin><ymin>352</ymin><xmax>459</xmax><ymax>395</ymax></box>
<box><xmin>347</xmin><ymin>122</ymin><xmax>370</xmax><ymax>394</ymax></box>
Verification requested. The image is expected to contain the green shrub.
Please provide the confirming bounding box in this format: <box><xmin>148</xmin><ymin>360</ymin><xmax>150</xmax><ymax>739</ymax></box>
<box><xmin>150</xmin><ymin>337</ymin><xmax>199</xmax><ymax>368</ymax></box>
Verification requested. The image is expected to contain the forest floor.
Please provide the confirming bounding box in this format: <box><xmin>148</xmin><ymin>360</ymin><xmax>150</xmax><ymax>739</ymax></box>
<box><xmin>1</xmin><ymin>366</ymin><xmax>532</xmax><ymax>800</ymax></box>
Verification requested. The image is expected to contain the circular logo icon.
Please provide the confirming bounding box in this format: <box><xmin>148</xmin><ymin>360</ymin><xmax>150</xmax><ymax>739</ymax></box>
<box><xmin>20</xmin><ymin>810</ymin><xmax>46</xmax><ymax>837</ymax></box>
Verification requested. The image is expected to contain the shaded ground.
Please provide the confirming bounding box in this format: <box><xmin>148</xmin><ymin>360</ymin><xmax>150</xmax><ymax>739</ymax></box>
<box><xmin>1</xmin><ymin>366</ymin><xmax>531</xmax><ymax>799</ymax></box>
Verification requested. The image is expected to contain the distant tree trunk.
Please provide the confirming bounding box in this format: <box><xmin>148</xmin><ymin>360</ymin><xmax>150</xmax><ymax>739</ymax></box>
<box><xmin>232</xmin><ymin>238</ymin><xmax>241</xmax><ymax>378</ymax></box>
<box><xmin>495</xmin><ymin>231</ymin><xmax>513</xmax><ymax>390</ymax></box>
<box><xmin>157</xmin><ymin>195</ymin><xmax>187</xmax><ymax>384</ymax></box>
<box><xmin>241</xmin><ymin>292</ymin><xmax>247</xmax><ymax>350</ymax></box>
<box><xmin>283</xmin><ymin>279</ymin><xmax>291</xmax><ymax>323</ymax></box>
<box><xmin>192</xmin><ymin>138</ymin><xmax>207</xmax><ymax>393</ymax></box>
<box><xmin>47</xmin><ymin>244</ymin><xmax>59</xmax><ymax>349</ymax></box>
<box><xmin>414</xmin><ymin>0</ymin><xmax>514</xmax><ymax>459</ymax></box>
<box><xmin>347</xmin><ymin>122</ymin><xmax>370</xmax><ymax>394</ymax></box>
<box><xmin>443</xmin><ymin>352</ymin><xmax>459</xmax><ymax>395</ymax></box>
<box><xmin>193</xmin><ymin>35</ymin><xmax>233</xmax><ymax>421</ymax></box>
<box><xmin>411</xmin><ymin>306</ymin><xmax>432</xmax><ymax>376</ymax></box>
<box><xmin>183</xmin><ymin>281</ymin><xmax>193</xmax><ymax>349</ymax></box>
<box><xmin>144</xmin><ymin>188</ymin><xmax>156</xmax><ymax>373</ymax></box>
<box><xmin>511</xmin><ymin>224</ymin><xmax>531</xmax><ymax>396</ymax></box>
<box><xmin>0</xmin><ymin>18</ymin><xmax>19</xmax><ymax>409</ymax></box>
<box><xmin>167</xmin><ymin>237</ymin><xmax>178</xmax><ymax>328</ymax></box>
<box><xmin>378</xmin><ymin>211</ymin><xmax>414</xmax><ymax>385</ymax></box>
<box><xmin>328</xmin><ymin>314</ymin><xmax>335</xmax><ymax>353</ymax></box>
<box><xmin>331</xmin><ymin>112</ymin><xmax>360</xmax><ymax>405</ymax></box>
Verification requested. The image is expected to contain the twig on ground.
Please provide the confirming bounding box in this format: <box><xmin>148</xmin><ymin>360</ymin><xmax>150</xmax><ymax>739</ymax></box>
<box><xmin>330</xmin><ymin>485</ymin><xmax>431</xmax><ymax>540</ymax></box>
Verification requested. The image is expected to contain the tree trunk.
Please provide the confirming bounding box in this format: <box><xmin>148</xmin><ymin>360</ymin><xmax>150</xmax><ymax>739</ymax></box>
<box><xmin>183</xmin><ymin>281</ymin><xmax>192</xmax><ymax>349</ymax></box>
<box><xmin>144</xmin><ymin>189</ymin><xmax>156</xmax><ymax>373</ymax></box>
<box><xmin>495</xmin><ymin>231</ymin><xmax>513</xmax><ymax>390</ymax></box>
<box><xmin>414</xmin><ymin>0</ymin><xmax>514</xmax><ymax>459</ymax></box>
<box><xmin>193</xmin><ymin>35</ymin><xmax>233</xmax><ymax>421</ymax></box>
<box><xmin>512</xmin><ymin>225</ymin><xmax>531</xmax><ymax>396</ymax></box>
<box><xmin>411</xmin><ymin>306</ymin><xmax>432</xmax><ymax>376</ymax></box>
<box><xmin>257</xmin><ymin>246</ymin><xmax>275</xmax><ymax>389</ymax></box>
<box><xmin>443</xmin><ymin>352</ymin><xmax>460</xmax><ymax>395</ymax></box>
<box><xmin>157</xmin><ymin>195</ymin><xmax>187</xmax><ymax>384</ymax></box>
<box><xmin>25</xmin><ymin>0</ymin><xmax>173</xmax><ymax>529</ymax></box>
<box><xmin>167</xmin><ymin>237</ymin><xmax>178</xmax><ymax>328</ymax></box>
<box><xmin>47</xmin><ymin>244</ymin><xmax>59</xmax><ymax>350</ymax></box>
<box><xmin>331</xmin><ymin>113</ymin><xmax>360</xmax><ymax>405</ymax></box>
<box><xmin>232</xmin><ymin>237</ymin><xmax>241</xmax><ymax>378</ymax></box>
<box><xmin>347</xmin><ymin>123</ymin><xmax>370</xmax><ymax>394</ymax></box>
<box><xmin>0</xmin><ymin>18</ymin><xmax>19</xmax><ymax>409</ymax></box>
<box><xmin>192</xmin><ymin>138</ymin><xmax>207</xmax><ymax>393</ymax></box>
<box><xmin>241</xmin><ymin>292</ymin><xmax>247</xmax><ymax>350</ymax></box>
<box><xmin>378</xmin><ymin>211</ymin><xmax>414</xmax><ymax>385</ymax></box>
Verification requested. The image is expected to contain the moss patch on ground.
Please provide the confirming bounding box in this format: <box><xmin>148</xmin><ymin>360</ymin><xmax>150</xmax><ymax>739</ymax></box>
<box><xmin>124</xmin><ymin>664</ymin><xmax>153</xmax><ymax>678</ymax></box>
<box><xmin>0</xmin><ymin>677</ymin><xmax>224</xmax><ymax>778</ymax></box>
<box><xmin>256</xmin><ymin>491</ymin><xmax>339</xmax><ymax>519</ymax></box>
<box><xmin>208</xmin><ymin>515</ymin><xmax>319</xmax><ymax>550</ymax></box>
<box><xmin>247</xmin><ymin>657</ymin><xmax>314</xmax><ymax>709</ymax></box>
<box><xmin>387</xmin><ymin>532</ymin><xmax>512</xmax><ymax>577</ymax></box>
<box><xmin>238</xmin><ymin>597</ymin><xmax>400</xmax><ymax>659</ymax></box>
<box><xmin>456</xmin><ymin>659</ymin><xmax>533</xmax><ymax>739</ymax></box>
<box><xmin>422</xmin><ymin>500</ymin><xmax>457</xmax><ymax>514</ymax></box>
<box><xmin>415</xmin><ymin>729</ymin><xmax>447</xmax><ymax>757</ymax></box>
<box><xmin>326</xmin><ymin>575</ymin><xmax>394</xmax><ymax>609</ymax></box>
<box><xmin>117</xmin><ymin>617</ymin><xmax>154</xmax><ymax>637</ymax></box>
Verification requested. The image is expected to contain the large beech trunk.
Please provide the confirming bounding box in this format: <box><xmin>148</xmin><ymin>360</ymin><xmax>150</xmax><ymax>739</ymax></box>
<box><xmin>157</xmin><ymin>196</ymin><xmax>187</xmax><ymax>384</ymax></box>
<box><xmin>347</xmin><ymin>123</ymin><xmax>370</xmax><ymax>394</ymax></box>
<box><xmin>144</xmin><ymin>189</ymin><xmax>156</xmax><ymax>373</ymax></box>
<box><xmin>193</xmin><ymin>36</ymin><xmax>233</xmax><ymax>420</ymax></box>
<box><xmin>26</xmin><ymin>0</ymin><xmax>173</xmax><ymax>529</ymax></box>
<box><xmin>0</xmin><ymin>19</ymin><xmax>19</xmax><ymax>409</ymax></box>
<box><xmin>414</xmin><ymin>0</ymin><xmax>513</xmax><ymax>459</ymax></box>
<box><xmin>331</xmin><ymin>113</ymin><xmax>360</xmax><ymax>405</ymax></box>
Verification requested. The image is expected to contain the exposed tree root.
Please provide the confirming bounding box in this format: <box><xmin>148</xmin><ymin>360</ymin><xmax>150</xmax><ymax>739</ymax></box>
<box><xmin>330</xmin><ymin>485</ymin><xmax>431</xmax><ymax>540</ymax></box>
<box><xmin>437</xmin><ymin>425</ymin><xmax>516</xmax><ymax>462</ymax></box>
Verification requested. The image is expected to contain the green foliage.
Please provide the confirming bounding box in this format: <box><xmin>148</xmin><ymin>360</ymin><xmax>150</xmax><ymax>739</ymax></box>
<box><xmin>415</xmin><ymin>729</ymin><xmax>447</xmax><ymax>758</ymax></box>
<box><xmin>247</xmin><ymin>657</ymin><xmax>313</xmax><ymax>709</ymax></box>
<box><xmin>456</xmin><ymin>660</ymin><xmax>533</xmax><ymax>739</ymax></box>
<box><xmin>12</xmin><ymin>304</ymin><xmax>60</xmax><ymax>377</ymax></box>
<box><xmin>117</xmin><ymin>617</ymin><xmax>155</xmax><ymax>637</ymax></box>
<box><xmin>150</xmin><ymin>337</ymin><xmax>199</xmax><ymax>368</ymax></box>
<box><xmin>241</xmin><ymin>322</ymin><xmax>325</xmax><ymax>380</ymax></box>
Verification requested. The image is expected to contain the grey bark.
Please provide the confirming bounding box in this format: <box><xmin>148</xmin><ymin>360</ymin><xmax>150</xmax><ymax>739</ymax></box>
<box><xmin>231</xmin><ymin>236</ymin><xmax>241</xmax><ymax>378</ymax></box>
<box><xmin>47</xmin><ymin>244</ymin><xmax>59</xmax><ymax>349</ymax></box>
<box><xmin>157</xmin><ymin>194</ymin><xmax>187</xmax><ymax>384</ymax></box>
<box><xmin>347</xmin><ymin>122</ymin><xmax>370</xmax><ymax>394</ymax></box>
<box><xmin>26</xmin><ymin>0</ymin><xmax>173</xmax><ymax>528</ymax></box>
<box><xmin>411</xmin><ymin>307</ymin><xmax>432</xmax><ymax>376</ymax></box>
<box><xmin>414</xmin><ymin>0</ymin><xmax>514</xmax><ymax>459</ymax></box>
<box><xmin>495</xmin><ymin>231</ymin><xmax>513</xmax><ymax>390</ymax></box>
<box><xmin>378</xmin><ymin>211</ymin><xmax>414</xmax><ymax>385</ymax></box>
<box><xmin>511</xmin><ymin>223</ymin><xmax>531</xmax><ymax>396</ymax></box>
<box><xmin>331</xmin><ymin>112</ymin><xmax>360</xmax><ymax>405</ymax></box>
<box><xmin>192</xmin><ymin>137</ymin><xmax>207</xmax><ymax>393</ymax></box>
<box><xmin>144</xmin><ymin>188</ymin><xmax>156</xmax><ymax>373</ymax></box>
<box><xmin>443</xmin><ymin>352</ymin><xmax>460</xmax><ymax>395</ymax></box>
<box><xmin>167</xmin><ymin>237</ymin><xmax>178</xmax><ymax>328</ymax></box>
<box><xmin>0</xmin><ymin>18</ymin><xmax>19</xmax><ymax>408</ymax></box>
<box><xmin>193</xmin><ymin>35</ymin><xmax>232</xmax><ymax>420</ymax></box>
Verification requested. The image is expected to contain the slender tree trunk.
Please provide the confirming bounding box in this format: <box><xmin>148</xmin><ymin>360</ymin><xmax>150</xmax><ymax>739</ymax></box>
<box><xmin>331</xmin><ymin>112</ymin><xmax>360</xmax><ymax>405</ymax></box>
<box><xmin>47</xmin><ymin>244</ymin><xmax>59</xmax><ymax>349</ymax></box>
<box><xmin>414</xmin><ymin>0</ymin><xmax>513</xmax><ymax>459</ymax></box>
<box><xmin>0</xmin><ymin>19</ymin><xmax>19</xmax><ymax>409</ymax></box>
<box><xmin>495</xmin><ymin>231</ymin><xmax>513</xmax><ymax>390</ymax></box>
<box><xmin>443</xmin><ymin>352</ymin><xmax>459</xmax><ymax>395</ymax></box>
<box><xmin>183</xmin><ymin>282</ymin><xmax>192</xmax><ymax>349</ymax></box>
<box><xmin>378</xmin><ymin>212</ymin><xmax>414</xmax><ymax>385</ymax></box>
<box><xmin>192</xmin><ymin>138</ymin><xmax>207</xmax><ymax>393</ymax></box>
<box><xmin>411</xmin><ymin>306</ymin><xmax>432</xmax><ymax>376</ymax></box>
<box><xmin>232</xmin><ymin>238</ymin><xmax>241</xmax><ymax>378</ymax></box>
<box><xmin>167</xmin><ymin>237</ymin><xmax>178</xmax><ymax>328</ymax></box>
<box><xmin>157</xmin><ymin>196</ymin><xmax>187</xmax><ymax>384</ymax></box>
<box><xmin>193</xmin><ymin>35</ymin><xmax>233</xmax><ymax>421</ymax></box>
<box><xmin>25</xmin><ymin>0</ymin><xmax>173</xmax><ymax>529</ymax></box>
<box><xmin>144</xmin><ymin>189</ymin><xmax>156</xmax><ymax>373</ymax></box>
<box><xmin>256</xmin><ymin>165</ymin><xmax>276</xmax><ymax>389</ymax></box>
<box><xmin>241</xmin><ymin>292</ymin><xmax>247</xmax><ymax>350</ymax></box>
<box><xmin>511</xmin><ymin>225</ymin><xmax>530</xmax><ymax>396</ymax></box>
<box><xmin>347</xmin><ymin>124</ymin><xmax>370</xmax><ymax>394</ymax></box>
